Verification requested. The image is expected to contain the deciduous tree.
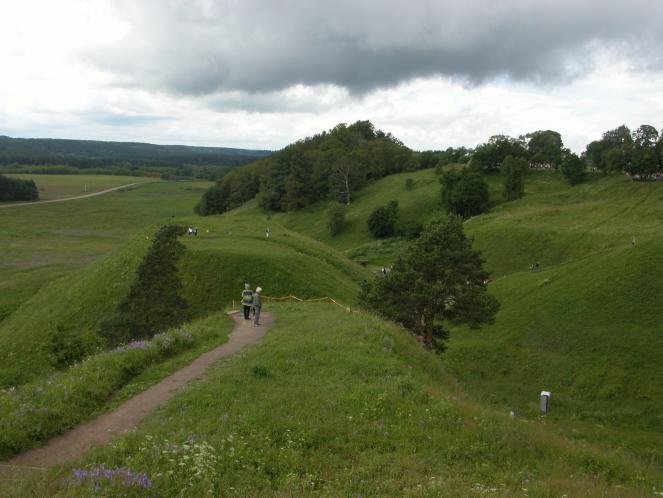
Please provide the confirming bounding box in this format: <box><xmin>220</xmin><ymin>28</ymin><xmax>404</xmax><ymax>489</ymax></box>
<box><xmin>501</xmin><ymin>155</ymin><xmax>526</xmax><ymax>200</ymax></box>
<box><xmin>441</xmin><ymin>169</ymin><xmax>490</xmax><ymax>218</ymax></box>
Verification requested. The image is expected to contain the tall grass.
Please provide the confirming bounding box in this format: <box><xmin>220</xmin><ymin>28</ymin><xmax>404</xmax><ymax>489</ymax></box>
<box><xmin>0</xmin><ymin>312</ymin><xmax>232</xmax><ymax>459</ymax></box>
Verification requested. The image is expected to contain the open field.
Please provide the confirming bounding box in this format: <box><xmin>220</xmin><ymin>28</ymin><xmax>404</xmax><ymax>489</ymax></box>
<box><xmin>0</xmin><ymin>179</ymin><xmax>211</xmax><ymax>323</ymax></box>
<box><xmin>4</xmin><ymin>174</ymin><xmax>149</xmax><ymax>202</ymax></box>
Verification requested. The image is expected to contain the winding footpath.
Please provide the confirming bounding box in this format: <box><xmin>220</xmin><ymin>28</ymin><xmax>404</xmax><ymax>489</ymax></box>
<box><xmin>0</xmin><ymin>182</ymin><xmax>143</xmax><ymax>209</ymax></box>
<box><xmin>0</xmin><ymin>311</ymin><xmax>274</xmax><ymax>473</ymax></box>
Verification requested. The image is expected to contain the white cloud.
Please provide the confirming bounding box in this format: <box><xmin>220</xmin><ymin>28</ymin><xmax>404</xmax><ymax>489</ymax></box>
<box><xmin>0</xmin><ymin>1</ymin><xmax>662</xmax><ymax>153</ymax></box>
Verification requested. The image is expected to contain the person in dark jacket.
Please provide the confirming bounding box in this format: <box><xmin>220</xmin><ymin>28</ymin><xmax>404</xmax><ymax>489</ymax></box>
<box><xmin>241</xmin><ymin>283</ymin><xmax>253</xmax><ymax>320</ymax></box>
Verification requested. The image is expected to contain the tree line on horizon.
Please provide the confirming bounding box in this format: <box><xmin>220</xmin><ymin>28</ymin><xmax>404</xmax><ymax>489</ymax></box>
<box><xmin>0</xmin><ymin>135</ymin><xmax>271</xmax><ymax>181</ymax></box>
<box><xmin>196</xmin><ymin>120</ymin><xmax>663</xmax><ymax>217</ymax></box>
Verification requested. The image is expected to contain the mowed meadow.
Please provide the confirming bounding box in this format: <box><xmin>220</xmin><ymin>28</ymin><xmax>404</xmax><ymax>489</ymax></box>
<box><xmin>0</xmin><ymin>172</ymin><xmax>662</xmax><ymax>496</ymax></box>
<box><xmin>0</xmin><ymin>177</ymin><xmax>210</xmax><ymax>322</ymax></box>
<box><xmin>3</xmin><ymin>174</ymin><xmax>144</xmax><ymax>202</ymax></box>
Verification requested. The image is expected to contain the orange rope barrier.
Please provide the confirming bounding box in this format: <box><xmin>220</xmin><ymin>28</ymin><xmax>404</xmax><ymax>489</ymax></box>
<box><xmin>262</xmin><ymin>295</ymin><xmax>355</xmax><ymax>313</ymax></box>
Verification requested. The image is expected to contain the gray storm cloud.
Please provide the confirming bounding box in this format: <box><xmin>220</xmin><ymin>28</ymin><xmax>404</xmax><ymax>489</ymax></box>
<box><xmin>92</xmin><ymin>0</ymin><xmax>663</xmax><ymax>96</ymax></box>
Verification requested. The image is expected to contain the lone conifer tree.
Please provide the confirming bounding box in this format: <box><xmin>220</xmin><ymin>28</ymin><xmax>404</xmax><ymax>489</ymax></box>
<box><xmin>101</xmin><ymin>225</ymin><xmax>190</xmax><ymax>346</ymax></box>
<box><xmin>360</xmin><ymin>215</ymin><xmax>499</xmax><ymax>351</ymax></box>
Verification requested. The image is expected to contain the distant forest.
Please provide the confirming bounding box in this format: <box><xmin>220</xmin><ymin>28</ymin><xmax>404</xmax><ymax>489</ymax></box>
<box><xmin>197</xmin><ymin>121</ymin><xmax>663</xmax><ymax>216</ymax></box>
<box><xmin>0</xmin><ymin>136</ymin><xmax>271</xmax><ymax>180</ymax></box>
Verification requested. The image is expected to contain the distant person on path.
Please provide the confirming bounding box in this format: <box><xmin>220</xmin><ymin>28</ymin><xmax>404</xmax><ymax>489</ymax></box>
<box><xmin>253</xmin><ymin>287</ymin><xmax>263</xmax><ymax>326</ymax></box>
<box><xmin>241</xmin><ymin>283</ymin><xmax>253</xmax><ymax>320</ymax></box>
<box><xmin>265</xmin><ymin>227</ymin><xmax>270</xmax><ymax>239</ymax></box>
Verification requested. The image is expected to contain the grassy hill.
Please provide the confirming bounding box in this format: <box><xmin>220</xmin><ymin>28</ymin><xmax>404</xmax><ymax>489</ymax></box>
<box><xmin>1</xmin><ymin>168</ymin><xmax>662</xmax><ymax>495</ymax></box>
<box><xmin>265</xmin><ymin>165</ymin><xmax>506</xmax><ymax>265</ymax></box>
<box><xmin>0</xmin><ymin>194</ymin><xmax>370</xmax><ymax>387</ymax></box>
<box><xmin>5</xmin><ymin>304</ymin><xmax>660</xmax><ymax>496</ymax></box>
<box><xmin>444</xmin><ymin>176</ymin><xmax>663</xmax><ymax>435</ymax></box>
<box><xmin>0</xmin><ymin>180</ymin><xmax>211</xmax><ymax>323</ymax></box>
<box><xmin>263</xmin><ymin>170</ymin><xmax>663</xmax><ymax>436</ymax></box>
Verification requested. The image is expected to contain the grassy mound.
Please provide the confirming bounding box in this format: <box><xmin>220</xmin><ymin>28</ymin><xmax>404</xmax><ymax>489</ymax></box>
<box><xmin>0</xmin><ymin>180</ymin><xmax>211</xmax><ymax>323</ymax></box>
<box><xmin>0</xmin><ymin>206</ymin><xmax>370</xmax><ymax>387</ymax></box>
<box><xmin>0</xmin><ymin>236</ymin><xmax>152</xmax><ymax>387</ymax></box>
<box><xmin>443</xmin><ymin>173</ymin><xmax>663</xmax><ymax>435</ymax></box>
<box><xmin>175</xmin><ymin>209</ymin><xmax>372</xmax><ymax>318</ymax></box>
<box><xmin>266</xmin><ymin>169</ymin><xmax>663</xmax><ymax>430</ymax></box>
<box><xmin>446</xmin><ymin>238</ymin><xmax>663</xmax><ymax>432</ymax></box>
<box><xmin>5</xmin><ymin>304</ymin><xmax>659</xmax><ymax>496</ymax></box>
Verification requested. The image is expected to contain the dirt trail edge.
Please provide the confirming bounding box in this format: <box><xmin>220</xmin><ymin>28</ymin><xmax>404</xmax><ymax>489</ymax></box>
<box><xmin>0</xmin><ymin>182</ymin><xmax>143</xmax><ymax>209</ymax></box>
<box><xmin>1</xmin><ymin>311</ymin><xmax>274</xmax><ymax>472</ymax></box>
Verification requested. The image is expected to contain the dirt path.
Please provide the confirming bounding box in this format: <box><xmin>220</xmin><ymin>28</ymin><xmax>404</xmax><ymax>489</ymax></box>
<box><xmin>0</xmin><ymin>311</ymin><xmax>274</xmax><ymax>472</ymax></box>
<box><xmin>0</xmin><ymin>182</ymin><xmax>143</xmax><ymax>209</ymax></box>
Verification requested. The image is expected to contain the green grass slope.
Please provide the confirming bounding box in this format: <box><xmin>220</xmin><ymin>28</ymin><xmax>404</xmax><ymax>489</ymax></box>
<box><xmin>5</xmin><ymin>304</ymin><xmax>660</xmax><ymax>496</ymax></box>
<box><xmin>0</xmin><ymin>236</ymin><xmax>151</xmax><ymax>387</ymax></box>
<box><xmin>176</xmin><ymin>208</ymin><xmax>372</xmax><ymax>317</ymax></box>
<box><xmin>264</xmin><ymin>166</ymin><xmax>508</xmax><ymax>265</ymax></box>
<box><xmin>445</xmin><ymin>237</ymin><xmax>663</xmax><ymax>431</ymax></box>
<box><xmin>443</xmin><ymin>174</ymin><xmax>663</xmax><ymax>435</ymax></box>
<box><xmin>0</xmin><ymin>179</ymin><xmax>211</xmax><ymax>322</ymax></box>
<box><xmin>247</xmin><ymin>169</ymin><xmax>663</xmax><ymax>441</ymax></box>
<box><xmin>465</xmin><ymin>173</ymin><xmax>663</xmax><ymax>278</ymax></box>
<box><xmin>0</xmin><ymin>205</ymin><xmax>370</xmax><ymax>387</ymax></box>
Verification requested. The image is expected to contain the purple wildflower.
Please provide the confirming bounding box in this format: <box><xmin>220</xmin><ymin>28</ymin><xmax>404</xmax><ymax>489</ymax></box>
<box><xmin>112</xmin><ymin>340</ymin><xmax>154</xmax><ymax>353</ymax></box>
<box><xmin>69</xmin><ymin>464</ymin><xmax>153</xmax><ymax>489</ymax></box>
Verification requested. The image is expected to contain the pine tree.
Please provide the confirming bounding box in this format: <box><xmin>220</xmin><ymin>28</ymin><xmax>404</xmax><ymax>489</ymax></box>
<box><xmin>101</xmin><ymin>225</ymin><xmax>190</xmax><ymax>346</ymax></box>
<box><xmin>360</xmin><ymin>215</ymin><xmax>499</xmax><ymax>351</ymax></box>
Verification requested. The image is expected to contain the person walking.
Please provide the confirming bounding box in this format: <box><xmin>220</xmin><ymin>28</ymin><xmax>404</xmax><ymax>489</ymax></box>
<box><xmin>253</xmin><ymin>287</ymin><xmax>263</xmax><ymax>326</ymax></box>
<box><xmin>241</xmin><ymin>283</ymin><xmax>253</xmax><ymax>320</ymax></box>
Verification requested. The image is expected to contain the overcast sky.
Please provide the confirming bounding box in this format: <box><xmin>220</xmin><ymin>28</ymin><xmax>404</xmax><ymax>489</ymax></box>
<box><xmin>1</xmin><ymin>0</ymin><xmax>662</xmax><ymax>152</ymax></box>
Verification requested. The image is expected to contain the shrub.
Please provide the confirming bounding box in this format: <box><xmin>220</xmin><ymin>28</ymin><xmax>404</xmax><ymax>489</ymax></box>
<box><xmin>441</xmin><ymin>169</ymin><xmax>490</xmax><ymax>218</ymax></box>
<box><xmin>326</xmin><ymin>202</ymin><xmax>348</xmax><ymax>236</ymax></box>
<box><xmin>368</xmin><ymin>201</ymin><xmax>399</xmax><ymax>238</ymax></box>
<box><xmin>0</xmin><ymin>174</ymin><xmax>38</xmax><ymax>202</ymax></box>
<box><xmin>561</xmin><ymin>152</ymin><xmax>586</xmax><ymax>185</ymax></box>
<box><xmin>501</xmin><ymin>155</ymin><xmax>527</xmax><ymax>201</ymax></box>
<box><xmin>401</xmin><ymin>221</ymin><xmax>424</xmax><ymax>240</ymax></box>
<box><xmin>47</xmin><ymin>325</ymin><xmax>97</xmax><ymax>369</ymax></box>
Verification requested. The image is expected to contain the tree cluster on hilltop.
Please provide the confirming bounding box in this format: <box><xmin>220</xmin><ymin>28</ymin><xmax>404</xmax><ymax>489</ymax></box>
<box><xmin>0</xmin><ymin>174</ymin><xmax>39</xmax><ymax>202</ymax></box>
<box><xmin>470</xmin><ymin>130</ymin><xmax>566</xmax><ymax>173</ymax></box>
<box><xmin>197</xmin><ymin>121</ymin><xmax>421</xmax><ymax>215</ymax></box>
<box><xmin>586</xmin><ymin>124</ymin><xmax>663</xmax><ymax>177</ymax></box>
